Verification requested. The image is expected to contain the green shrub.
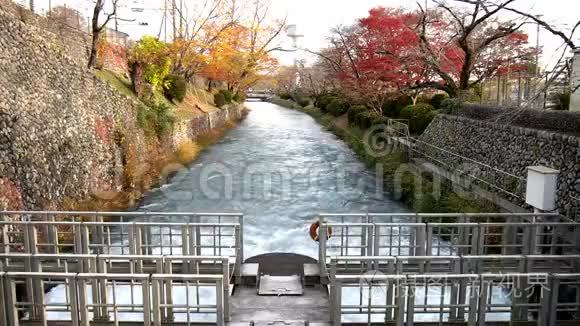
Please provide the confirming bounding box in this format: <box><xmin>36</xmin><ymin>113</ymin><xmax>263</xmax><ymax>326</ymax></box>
<box><xmin>440</xmin><ymin>98</ymin><xmax>462</xmax><ymax>114</ymax></box>
<box><xmin>129</xmin><ymin>36</ymin><xmax>171</xmax><ymax>92</ymax></box>
<box><xmin>297</xmin><ymin>97</ymin><xmax>310</xmax><ymax>107</ymax></box>
<box><xmin>553</xmin><ymin>91</ymin><xmax>571</xmax><ymax>111</ymax></box>
<box><xmin>233</xmin><ymin>91</ymin><xmax>246</xmax><ymax>102</ymax></box>
<box><xmin>214</xmin><ymin>92</ymin><xmax>226</xmax><ymax>108</ymax></box>
<box><xmin>279</xmin><ymin>92</ymin><xmax>292</xmax><ymax>100</ymax></box>
<box><xmin>354</xmin><ymin>110</ymin><xmax>385</xmax><ymax>129</ymax></box>
<box><xmin>399</xmin><ymin>103</ymin><xmax>436</xmax><ymax>134</ymax></box>
<box><xmin>137</xmin><ymin>102</ymin><xmax>175</xmax><ymax>138</ymax></box>
<box><xmin>327</xmin><ymin>98</ymin><xmax>349</xmax><ymax>116</ymax></box>
<box><xmin>318</xmin><ymin>95</ymin><xmax>337</xmax><ymax>112</ymax></box>
<box><xmin>348</xmin><ymin>105</ymin><xmax>367</xmax><ymax>123</ymax></box>
<box><xmin>163</xmin><ymin>74</ymin><xmax>187</xmax><ymax>102</ymax></box>
<box><xmin>430</xmin><ymin>93</ymin><xmax>449</xmax><ymax>110</ymax></box>
<box><xmin>219</xmin><ymin>89</ymin><xmax>234</xmax><ymax>103</ymax></box>
<box><xmin>383</xmin><ymin>95</ymin><xmax>413</xmax><ymax>118</ymax></box>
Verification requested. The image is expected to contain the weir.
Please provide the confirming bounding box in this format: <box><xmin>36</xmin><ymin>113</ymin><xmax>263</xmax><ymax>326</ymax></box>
<box><xmin>0</xmin><ymin>211</ymin><xmax>578</xmax><ymax>326</ymax></box>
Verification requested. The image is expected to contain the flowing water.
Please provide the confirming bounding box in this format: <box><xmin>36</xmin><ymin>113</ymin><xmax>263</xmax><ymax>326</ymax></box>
<box><xmin>135</xmin><ymin>100</ymin><xmax>408</xmax><ymax>258</ymax></box>
<box><xmin>45</xmin><ymin>101</ymin><xmax>510</xmax><ymax>322</ymax></box>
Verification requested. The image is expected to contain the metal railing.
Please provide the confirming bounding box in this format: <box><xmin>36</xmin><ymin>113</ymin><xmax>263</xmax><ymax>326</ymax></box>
<box><xmin>316</xmin><ymin>215</ymin><xmax>578</xmax><ymax>277</ymax></box>
<box><xmin>0</xmin><ymin>211</ymin><xmax>245</xmax><ymax>259</ymax></box>
<box><xmin>0</xmin><ymin>272</ymin><xmax>225</xmax><ymax>326</ymax></box>
<box><xmin>329</xmin><ymin>255</ymin><xmax>580</xmax><ymax>280</ymax></box>
<box><xmin>331</xmin><ymin>273</ymin><xmax>580</xmax><ymax>326</ymax></box>
<box><xmin>0</xmin><ymin>253</ymin><xmax>234</xmax><ymax>321</ymax></box>
<box><xmin>0</xmin><ymin>220</ymin><xmax>239</xmax><ymax>256</ymax></box>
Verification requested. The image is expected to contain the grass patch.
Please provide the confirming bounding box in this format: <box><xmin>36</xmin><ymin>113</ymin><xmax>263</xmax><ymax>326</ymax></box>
<box><xmin>94</xmin><ymin>70</ymin><xmax>134</xmax><ymax>98</ymax></box>
<box><xmin>175</xmin><ymin>140</ymin><xmax>201</xmax><ymax>164</ymax></box>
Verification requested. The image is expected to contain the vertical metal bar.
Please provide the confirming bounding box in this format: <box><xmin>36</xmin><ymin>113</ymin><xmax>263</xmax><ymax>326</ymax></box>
<box><xmin>477</xmin><ymin>278</ymin><xmax>489</xmax><ymax>326</ymax></box>
<box><xmin>128</xmin><ymin>223</ymin><xmax>137</xmax><ymax>256</ymax></box>
<box><xmin>528</xmin><ymin>224</ymin><xmax>538</xmax><ymax>255</ymax></box>
<box><xmin>235</xmin><ymin>225</ymin><xmax>242</xmax><ymax>285</ymax></box>
<box><xmin>78</xmin><ymin>278</ymin><xmax>89</xmax><ymax>326</ymax></box>
<box><xmin>332</xmin><ymin>279</ymin><xmax>342</xmax><ymax>326</ymax></box>
<box><xmin>142</xmin><ymin>276</ymin><xmax>151</xmax><ymax>326</ymax></box>
<box><xmin>395</xmin><ymin>278</ymin><xmax>405</xmax><ymax>325</ymax></box>
<box><xmin>0</xmin><ymin>273</ymin><xmax>6</xmax><ymax>326</ymax></box>
<box><xmin>361</xmin><ymin>214</ymin><xmax>368</xmax><ymax>259</ymax></box>
<box><xmin>468</xmin><ymin>277</ymin><xmax>478</xmax><ymax>326</ymax></box>
<box><xmin>238</xmin><ymin>214</ymin><xmax>244</xmax><ymax>262</ymax></box>
<box><xmin>164</xmin><ymin>261</ymin><xmax>174</xmax><ymax>322</ymax></box>
<box><xmin>538</xmin><ymin>275</ymin><xmax>552</xmax><ymax>326</ymax></box>
<box><xmin>373</xmin><ymin>224</ymin><xmax>380</xmax><ymax>256</ymax></box>
<box><xmin>406</xmin><ymin>278</ymin><xmax>415</xmax><ymax>326</ymax></box>
<box><xmin>69</xmin><ymin>275</ymin><xmax>80</xmax><ymax>326</ymax></box>
<box><xmin>29</xmin><ymin>226</ymin><xmax>44</xmax><ymax>321</ymax></box>
<box><xmin>222</xmin><ymin>259</ymin><xmax>230</xmax><ymax>321</ymax></box>
<box><xmin>216</xmin><ymin>278</ymin><xmax>224</xmax><ymax>326</ymax></box>
<box><xmin>152</xmin><ymin>278</ymin><xmax>161</xmax><ymax>326</ymax></box>
<box><xmin>425</xmin><ymin>224</ymin><xmax>432</xmax><ymax>256</ymax></box>
<box><xmin>548</xmin><ymin>277</ymin><xmax>559</xmax><ymax>326</ymax></box>
<box><xmin>23</xmin><ymin>223</ymin><xmax>35</xmax><ymax>319</ymax></box>
<box><xmin>319</xmin><ymin>216</ymin><xmax>328</xmax><ymax>278</ymax></box>
<box><xmin>6</xmin><ymin>276</ymin><xmax>19</xmax><ymax>326</ymax></box>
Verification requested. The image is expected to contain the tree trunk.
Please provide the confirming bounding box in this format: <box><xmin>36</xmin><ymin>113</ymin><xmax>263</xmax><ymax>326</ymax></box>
<box><xmin>88</xmin><ymin>0</ymin><xmax>104</xmax><ymax>69</ymax></box>
<box><xmin>88</xmin><ymin>30</ymin><xmax>99</xmax><ymax>69</ymax></box>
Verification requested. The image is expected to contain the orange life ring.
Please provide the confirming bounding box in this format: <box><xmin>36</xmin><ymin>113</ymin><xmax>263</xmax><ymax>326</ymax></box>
<box><xmin>309</xmin><ymin>221</ymin><xmax>332</xmax><ymax>242</ymax></box>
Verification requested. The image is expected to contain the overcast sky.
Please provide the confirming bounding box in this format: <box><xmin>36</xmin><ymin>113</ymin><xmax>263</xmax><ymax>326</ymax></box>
<box><xmin>25</xmin><ymin>0</ymin><xmax>580</xmax><ymax>69</ymax></box>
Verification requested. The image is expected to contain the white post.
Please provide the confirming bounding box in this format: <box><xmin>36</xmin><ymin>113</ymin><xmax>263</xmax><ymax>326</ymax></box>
<box><xmin>571</xmin><ymin>49</ymin><xmax>580</xmax><ymax>112</ymax></box>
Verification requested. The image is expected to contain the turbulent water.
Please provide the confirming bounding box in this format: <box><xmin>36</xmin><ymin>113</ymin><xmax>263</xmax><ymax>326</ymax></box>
<box><xmin>135</xmin><ymin>101</ymin><xmax>408</xmax><ymax>258</ymax></box>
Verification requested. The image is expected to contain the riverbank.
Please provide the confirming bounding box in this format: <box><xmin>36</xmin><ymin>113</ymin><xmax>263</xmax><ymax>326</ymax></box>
<box><xmin>65</xmin><ymin>107</ymin><xmax>249</xmax><ymax>212</ymax></box>
<box><xmin>271</xmin><ymin>97</ymin><xmax>497</xmax><ymax>215</ymax></box>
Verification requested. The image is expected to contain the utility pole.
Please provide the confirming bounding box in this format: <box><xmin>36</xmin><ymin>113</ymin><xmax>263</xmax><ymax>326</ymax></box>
<box><xmin>29</xmin><ymin>0</ymin><xmax>34</xmax><ymax>13</ymax></box>
<box><xmin>164</xmin><ymin>0</ymin><xmax>168</xmax><ymax>42</ymax></box>
<box><xmin>179</xmin><ymin>0</ymin><xmax>183</xmax><ymax>39</ymax></box>
<box><xmin>171</xmin><ymin>0</ymin><xmax>176</xmax><ymax>41</ymax></box>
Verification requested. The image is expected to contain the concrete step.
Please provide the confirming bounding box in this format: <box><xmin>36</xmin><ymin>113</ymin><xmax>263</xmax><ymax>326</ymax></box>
<box><xmin>258</xmin><ymin>275</ymin><xmax>303</xmax><ymax>296</ymax></box>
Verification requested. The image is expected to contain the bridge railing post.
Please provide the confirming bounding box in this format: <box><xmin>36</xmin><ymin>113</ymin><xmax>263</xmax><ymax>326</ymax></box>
<box><xmin>477</xmin><ymin>276</ymin><xmax>489</xmax><ymax>326</ymax></box>
<box><xmin>331</xmin><ymin>277</ymin><xmax>342</xmax><ymax>326</ymax></box>
<box><xmin>235</xmin><ymin>225</ymin><xmax>242</xmax><ymax>284</ymax></box>
<box><xmin>6</xmin><ymin>274</ymin><xmax>19</xmax><ymax>326</ymax></box>
<box><xmin>142</xmin><ymin>275</ymin><xmax>151</xmax><ymax>326</ymax></box>
<box><xmin>221</xmin><ymin>258</ymin><xmax>230</xmax><ymax>322</ymax></box>
<box><xmin>216</xmin><ymin>278</ymin><xmax>225</xmax><ymax>326</ymax></box>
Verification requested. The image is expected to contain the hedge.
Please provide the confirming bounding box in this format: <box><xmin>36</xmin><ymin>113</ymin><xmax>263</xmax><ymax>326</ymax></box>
<box><xmin>454</xmin><ymin>104</ymin><xmax>580</xmax><ymax>136</ymax></box>
<box><xmin>318</xmin><ymin>95</ymin><xmax>338</xmax><ymax>112</ymax></box>
<box><xmin>383</xmin><ymin>95</ymin><xmax>413</xmax><ymax>118</ymax></box>
<box><xmin>164</xmin><ymin>74</ymin><xmax>187</xmax><ymax>102</ymax></box>
<box><xmin>327</xmin><ymin>98</ymin><xmax>349</xmax><ymax>116</ymax></box>
<box><xmin>400</xmin><ymin>103</ymin><xmax>437</xmax><ymax>134</ymax></box>
<box><xmin>214</xmin><ymin>92</ymin><xmax>226</xmax><ymax>108</ymax></box>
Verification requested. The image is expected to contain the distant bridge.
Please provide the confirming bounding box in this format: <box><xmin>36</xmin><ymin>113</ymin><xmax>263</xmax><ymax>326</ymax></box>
<box><xmin>246</xmin><ymin>90</ymin><xmax>273</xmax><ymax>101</ymax></box>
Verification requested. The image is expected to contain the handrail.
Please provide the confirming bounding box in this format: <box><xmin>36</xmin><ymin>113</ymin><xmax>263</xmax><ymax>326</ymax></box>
<box><xmin>331</xmin><ymin>272</ymin><xmax>580</xmax><ymax>326</ymax></box>
<box><xmin>0</xmin><ymin>272</ymin><xmax>226</xmax><ymax>326</ymax></box>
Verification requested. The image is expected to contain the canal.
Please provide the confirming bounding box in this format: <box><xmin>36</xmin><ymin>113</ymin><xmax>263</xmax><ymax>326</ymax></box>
<box><xmin>135</xmin><ymin>100</ymin><xmax>408</xmax><ymax>258</ymax></box>
<box><xmin>44</xmin><ymin>101</ymin><xmax>510</xmax><ymax>322</ymax></box>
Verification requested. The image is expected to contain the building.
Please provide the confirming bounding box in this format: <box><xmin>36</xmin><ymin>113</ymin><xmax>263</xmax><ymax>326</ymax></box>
<box><xmin>104</xmin><ymin>27</ymin><xmax>129</xmax><ymax>47</ymax></box>
<box><xmin>571</xmin><ymin>49</ymin><xmax>580</xmax><ymax>112</ymax></box>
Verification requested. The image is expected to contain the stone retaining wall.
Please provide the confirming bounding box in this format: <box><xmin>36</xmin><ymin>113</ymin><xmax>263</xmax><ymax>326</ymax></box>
<box><xmin>419</xmin><ymin>114</ymin><xmax>580</xmax><ymax>217</ymax></box>
<box><xmin>171</xmin><ymin>105</ymin><xmax>243</xmax><ymax>148</ymax></box>
<box><xmin>0</xmin><ymin>4</ymin><xmax>244</xmax><ymax>210</ymax></box>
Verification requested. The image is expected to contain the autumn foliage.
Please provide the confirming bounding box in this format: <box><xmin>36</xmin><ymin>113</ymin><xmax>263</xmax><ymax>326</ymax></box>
<box><xmin>300</xmin><ymin>3</ymin><xmax>537</xmax><ymax>110</ymax></box>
